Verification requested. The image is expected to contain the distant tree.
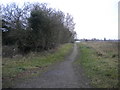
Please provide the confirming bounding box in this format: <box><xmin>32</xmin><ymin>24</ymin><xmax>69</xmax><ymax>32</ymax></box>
<box><xmin>104</xmin><ymin>38</ymin><xmax>106</xmax><ymax>41</ymax></box>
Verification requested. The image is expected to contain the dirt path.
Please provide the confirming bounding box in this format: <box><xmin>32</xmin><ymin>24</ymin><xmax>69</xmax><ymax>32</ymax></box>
<box><xmin>14</xmin><ymin>43</ymin><xmax>91</xmax><ymax>88</ymax></box>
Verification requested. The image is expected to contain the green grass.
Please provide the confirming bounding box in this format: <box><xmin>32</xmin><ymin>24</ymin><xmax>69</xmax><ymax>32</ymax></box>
<box><xmin>75</xmin><ymin>42</ymin><xmax>118</xmax><ymax>88</ymax></box>
<box><xmin>2</xmin><ymin>43</ymin><xmax>73</xmax><ymax>88</ymax></box>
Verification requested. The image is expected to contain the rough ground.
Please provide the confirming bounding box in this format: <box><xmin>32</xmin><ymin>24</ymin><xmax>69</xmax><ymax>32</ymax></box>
<box><xmin>14</xmin><ymin>43</ymin><xmax>91</xmax><ymax>88</ymax></box>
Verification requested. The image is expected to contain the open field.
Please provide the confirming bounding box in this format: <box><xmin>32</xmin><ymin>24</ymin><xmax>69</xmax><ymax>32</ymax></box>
<box><xmin>2</xmin><ymin>43</ymin><xmax>73</xmax><ymax>88</ymax></box>
<box><xmin>75</xmin><ymin>41</ymin><xmax>119</xmax><ymax>88</ymax></box>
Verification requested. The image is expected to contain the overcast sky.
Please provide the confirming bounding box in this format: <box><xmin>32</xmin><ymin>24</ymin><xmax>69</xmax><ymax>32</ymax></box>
<box><xmin>1</xmin><ymin>0</ymin><xmax>119</xmax><ymax>39</ymax></box>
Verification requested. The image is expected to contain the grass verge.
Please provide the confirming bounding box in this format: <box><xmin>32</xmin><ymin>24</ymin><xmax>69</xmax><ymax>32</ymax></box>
<box><xmin>75</xmin><ymin>42</ymin><xmax>118</xmax><ymax>88</ymax></box>
<box><xmin>2</xmin><ymin>43</ymin><xmax>73</xmax><ymax>88</ymax></box>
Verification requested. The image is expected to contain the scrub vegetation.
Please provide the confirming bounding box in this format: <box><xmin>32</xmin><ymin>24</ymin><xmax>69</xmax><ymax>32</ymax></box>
<box><xmin>2</xmin><ymin>2</ymin><xmax>76</xmax><ymax>57</ymax></box>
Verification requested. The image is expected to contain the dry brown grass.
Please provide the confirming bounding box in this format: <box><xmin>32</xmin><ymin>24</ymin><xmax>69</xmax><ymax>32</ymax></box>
<box><xmin>82</xmin><ymin>41</ymin><xmax>118</xmax><ymax>59</ymax></box>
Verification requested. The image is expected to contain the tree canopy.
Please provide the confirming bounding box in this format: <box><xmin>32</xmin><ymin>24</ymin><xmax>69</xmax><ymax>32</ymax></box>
<box><xmin>2</xmin><ymin>2</ymin><xmax>76</xmax><ymax>54</ymax></box>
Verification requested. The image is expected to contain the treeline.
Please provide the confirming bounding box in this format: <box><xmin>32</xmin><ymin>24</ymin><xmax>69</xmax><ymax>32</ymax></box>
<box><xmin>1</xmin><ymin>2</ymin><xmax>76</xmax><ymax>55</ymax></box>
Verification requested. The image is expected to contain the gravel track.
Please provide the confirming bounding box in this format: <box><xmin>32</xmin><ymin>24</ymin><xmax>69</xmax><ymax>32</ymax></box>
<box><xmin>14</xmin><ymin>43</ymin><xmax>91</xmax><ymax>88</ymax></box>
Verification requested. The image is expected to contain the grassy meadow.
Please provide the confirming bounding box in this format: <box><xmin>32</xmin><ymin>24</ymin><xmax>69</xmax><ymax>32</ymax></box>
<box><xmin>75</xmin><ymin>41</ymin><xmax>119</xmax><ymax>88</ymax></box>
<box><xmin>2</xmin><ymin>43</ymin><xmax>73</xmax><ymax>88</ymax></box>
